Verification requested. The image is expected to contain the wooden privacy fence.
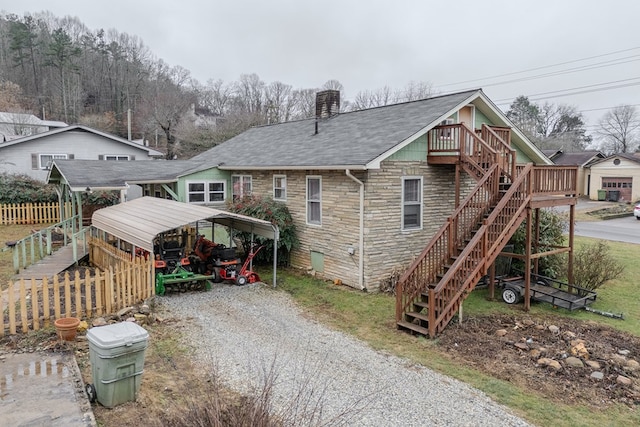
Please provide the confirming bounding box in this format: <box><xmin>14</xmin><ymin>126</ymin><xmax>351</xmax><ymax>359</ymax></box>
<box><xmin>1</xmin><ymin>202</ymin><xmax>73</xmax><ymax>225</ymax></box>
<box><xmin>1</xmin><ymin>258</ymin><xmax>153</xmax><ymax>336</ymax></box>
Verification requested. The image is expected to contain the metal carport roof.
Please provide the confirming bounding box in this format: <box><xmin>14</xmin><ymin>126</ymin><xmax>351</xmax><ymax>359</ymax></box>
<box><xmin>91</xmin><ymin>197</ymin><xmax>279</xmax><ymax>253</ymax></box>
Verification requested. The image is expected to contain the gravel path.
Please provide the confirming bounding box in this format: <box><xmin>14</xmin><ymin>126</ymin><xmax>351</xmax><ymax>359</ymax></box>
<box><xmin>159</xmin><ymin>283</ymin><xmax>532</xmax><ymax>427</ymax></box>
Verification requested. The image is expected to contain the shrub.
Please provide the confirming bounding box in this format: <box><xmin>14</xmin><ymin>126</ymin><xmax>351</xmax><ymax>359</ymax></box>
<box><xmin>227</xmin><ymin>195</ymin><xmax>299</xmax><ymax>266</ymax></box>
<box><xmin>0</xmin><ymin>173</ymin><xmax>57</xmax><ymax>204</ymax></box>
<box><xmin>569</xmin><ymin>240</ymin><xmax>624</xmax><ymax>291</ymax></box>
<box><xmin>509</xmin><ymin>209</ymin><xmax>568</xmax><ymax>278</ymax></box>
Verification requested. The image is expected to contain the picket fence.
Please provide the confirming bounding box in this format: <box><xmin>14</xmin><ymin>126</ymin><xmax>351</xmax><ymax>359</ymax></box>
<box><xmin>1</xmin><ymin>237</ymin><xmax>153</xmax><ymax>336</ymax></box>
<box><xmin>0</xmin><ymin>202</ymin><xmax>73</xmax><ymax>225</ymax></box>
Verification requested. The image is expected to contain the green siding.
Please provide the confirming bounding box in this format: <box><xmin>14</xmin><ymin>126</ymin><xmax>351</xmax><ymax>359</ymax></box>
<box><xmin>388</xmin><ymin>134</ymin><xmax>428</xmax><ymax>161</ymax></box>
<box><xmin>474</xmin><ymin>109</ymin><xmax>493</xmax><ymax>128</ymax></box>
<box><xmin>514</xmin><ymin>145</ymin><xmax>533</xmax><ymax>163</ymax></box>
<box><xmin>177</xmin><ymin>168</ymin><xmax>231</xmax><ymax>202</ymax></box>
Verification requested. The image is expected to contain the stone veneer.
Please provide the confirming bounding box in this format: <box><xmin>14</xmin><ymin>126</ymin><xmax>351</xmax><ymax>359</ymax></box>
<box><xmin>244</xmin><ymin>160</ymin><xmax>473</xmax><ymax>292</ymax></box>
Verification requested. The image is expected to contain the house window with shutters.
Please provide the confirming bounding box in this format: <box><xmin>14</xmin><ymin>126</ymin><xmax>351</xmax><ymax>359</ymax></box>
<box><xmin>36</xmin><ymin>154</ymin><xmax>68</xmax><ymax>170</ymax></box>
<box><xmin>402</xmin><ymin>176</ymin><xmax>423</xmax><ymax>230</ymax></box>
<box><xmin>102</xmin><ymin>155</ymin><xmax>132</xmax><ymax>161</ymax></box>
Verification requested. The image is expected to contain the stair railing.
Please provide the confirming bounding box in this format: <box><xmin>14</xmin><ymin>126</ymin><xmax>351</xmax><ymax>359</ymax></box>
<box><xmin>425</xmin><ymin>164</ymin><xmax>533</xmax><ymax>336</ymax></box>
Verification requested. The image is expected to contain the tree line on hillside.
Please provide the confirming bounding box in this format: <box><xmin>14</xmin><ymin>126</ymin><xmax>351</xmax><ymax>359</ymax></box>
<box><xmin>0</xmin><ymin>12</ymin><xmax>637</xmax><ymax>159</ymax></box>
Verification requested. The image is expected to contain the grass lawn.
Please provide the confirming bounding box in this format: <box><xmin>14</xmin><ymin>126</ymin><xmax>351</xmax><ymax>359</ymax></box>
<box><xmin>0</xmin><ymin>224</ymin><xmax>48</xmax><ymax>289</ymax></box>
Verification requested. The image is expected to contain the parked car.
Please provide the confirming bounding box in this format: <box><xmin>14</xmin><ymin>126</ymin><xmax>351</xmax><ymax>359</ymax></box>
<box><xmin>634</xmin><ymin>203</ymin><xmax>640</xmax><ymax>220</ymax></box>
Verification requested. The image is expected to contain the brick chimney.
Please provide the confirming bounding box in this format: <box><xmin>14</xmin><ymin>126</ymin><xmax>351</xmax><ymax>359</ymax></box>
<box><xmin>315</xmin><ymin>90</ymin><xmax>340</xmax><ymax>119</ymax></box>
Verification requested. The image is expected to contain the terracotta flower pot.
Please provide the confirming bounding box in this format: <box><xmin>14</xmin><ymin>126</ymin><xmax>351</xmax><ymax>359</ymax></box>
<box><xmin>54</xmin><ymin>317</ymin><xmax>80</xmax><ymax>341</ymax></box>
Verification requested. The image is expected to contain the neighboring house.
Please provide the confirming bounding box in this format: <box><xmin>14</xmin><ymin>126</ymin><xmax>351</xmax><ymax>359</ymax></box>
<box><xmin>48</xmin><ymin>89</ymin><xmax>555</xmax><ymax>292</ymax></box>
<box><xmin>0</xmin><ymin>125</ymin><xmax>164</xmax><ymax>181</ymax></box>
<box><xmin>0</xmin><ymin>111</ymin><xmax>67</xmax><ymax>141</ymax></box>
<box><xmin>544</xmin><ymin>150</ymin><xmax>605</xmax><ymax>197</ymax></box>
<box><xmin>586</xmin><ymin>153</ymin><xmax>640</xmax><ymax>202</ymax></box>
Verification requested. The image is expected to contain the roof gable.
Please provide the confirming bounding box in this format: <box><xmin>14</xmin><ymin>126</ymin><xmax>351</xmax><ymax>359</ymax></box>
<box><xmin>0</xmin><ymin>124</ymin><xmax>163</xmax><ymax>157</ymax></box>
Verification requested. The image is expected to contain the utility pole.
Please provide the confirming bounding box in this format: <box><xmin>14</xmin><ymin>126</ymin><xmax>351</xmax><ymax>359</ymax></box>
<box><xmin>127</xmin><ymin>109</ymin><xmax>132</xmax><ymax>141</ymax></box>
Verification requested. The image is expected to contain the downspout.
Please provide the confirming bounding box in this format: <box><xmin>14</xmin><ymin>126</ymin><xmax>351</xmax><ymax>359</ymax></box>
<box><xmin>345</xmin><ymin>169</ymin><xmax>365</xmax><ymax>291</ymax></box>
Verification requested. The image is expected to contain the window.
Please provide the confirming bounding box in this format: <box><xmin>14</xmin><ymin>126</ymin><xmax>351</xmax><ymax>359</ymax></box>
<box><xmin>39</xmin><ymin>154</ymin><xmax>67</xmax><ymax>169</ymax></box>
<box><xmin>306</xmin><ymin>176</ymin><xmax>321</xmax><ymax>225</ymax></box>
<box><xmin>273</xmin><ymin>175</ymin><xmax>287</xmax><ymax>200</ymax></box>
<box><xmin>402</xmin><ymin>177</ymin><xmax>422</xmax><ymax>230</ymax></box>
<box><xmin>187</xmin><ymin>181</ymin><xmax>225</xmax><ymax>204</ymax></box>
<box><xmin>438</xmin><ymin>118</ymin><xmax>455</xmax><ymax>139</ymax></box>
<box><xmin>232</xmin><ymin>175</ymin><xmax>252</xmax><ymax>200</ymax></box>
<box><xmin>104</xmin><ymin>155</ymin><xmax>130</xmax><ymax>161</ymax></box>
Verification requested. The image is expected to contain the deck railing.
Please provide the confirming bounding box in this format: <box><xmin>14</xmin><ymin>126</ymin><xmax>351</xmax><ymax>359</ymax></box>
<box><xmin>11</xmin><ymin>216</ymin><xmax>82</xmax><ymax>273</ymax></box>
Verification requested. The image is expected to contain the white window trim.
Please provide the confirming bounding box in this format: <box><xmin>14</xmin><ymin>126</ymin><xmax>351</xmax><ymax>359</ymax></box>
<box><xmin>186</xmin><ymin>180</ymin><xmax>226</xmax><ymax>204</ymax></box>
<box><xmin>273</xmin><ymin>174</ymin><xmax>287</xmax><ymax>201</ymax></box>
<box><xmin>104</xmin><ymin>154</ymin><xmax>131</xmax><ymax>161</ymax></box>
<box><xmin>402</xmin><ymin>176</ymin><xmax>423</xmax><ymax>231</ymax></box>
<box><xmin>306</xmin><ymin>175</ymin><xmax>322</xmax><ymax>226</ymax></box>
<box><xmin>39</xmin><ymin>153</ymin><xmax>67</xmax><ymax>169</ymax></box>
<box><xmin>232</xmin><ymin>175</ymin><xmax>252</xmax><ymax>200</ymax></box>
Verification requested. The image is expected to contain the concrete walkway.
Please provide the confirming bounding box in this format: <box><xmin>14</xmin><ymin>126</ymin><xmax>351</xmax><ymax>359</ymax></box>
<box><xmin>0</xmin><ymin>351</ymin><xmax>96</xmax><ymax>426</ymax></box>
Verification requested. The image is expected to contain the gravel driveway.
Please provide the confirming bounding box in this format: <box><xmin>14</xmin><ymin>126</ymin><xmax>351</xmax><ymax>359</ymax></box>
<box><xmin>159</xmin><ymin>283</ymin><xmax>531</xmax><ymax>427</ymax></box>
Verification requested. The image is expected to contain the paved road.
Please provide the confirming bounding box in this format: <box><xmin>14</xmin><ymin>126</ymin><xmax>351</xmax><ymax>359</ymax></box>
<box><xmin>575</xmin><ymin>215</ymin><xmax>640</xmax><ymax>244</ymax></box>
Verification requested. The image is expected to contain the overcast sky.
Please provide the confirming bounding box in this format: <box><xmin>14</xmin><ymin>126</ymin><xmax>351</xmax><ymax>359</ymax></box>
<box><xmin>1</xmin><ymin>0</ymin><xmax>639</xmax><ymax>131</ymax></box>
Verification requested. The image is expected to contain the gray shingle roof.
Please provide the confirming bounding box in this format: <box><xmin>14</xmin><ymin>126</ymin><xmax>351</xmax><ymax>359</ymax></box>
<box><xmin>50</xmin><ymin>159</ymin><xmax>201</xmax><ymax>189</ymax></box>
<box><xmin>191</xmin><ymin>90</ymin><xmax>479</xmax><ymax>168</ymax></box>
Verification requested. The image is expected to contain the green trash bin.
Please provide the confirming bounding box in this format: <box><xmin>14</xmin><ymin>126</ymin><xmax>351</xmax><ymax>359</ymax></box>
<box><xmin>86</xmin><ymin>322</ymin><xmax>149</xmax><ymax>408</ymax></box>
<box><xmin>597</xmin><ymin>189</ymin><xmax>607</xmax><ymax>201</ymax></box>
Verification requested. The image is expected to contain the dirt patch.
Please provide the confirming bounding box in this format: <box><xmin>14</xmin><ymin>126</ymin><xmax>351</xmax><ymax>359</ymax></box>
<box><xmin>437</xmin><ymin>313</ymin><xmax>640</xmax><ymax>408</ymax></box>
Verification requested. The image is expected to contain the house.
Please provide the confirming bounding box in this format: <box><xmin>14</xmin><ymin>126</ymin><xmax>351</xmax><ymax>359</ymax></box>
<box><xmin>543</xmin><ymin>149</ymin><xmax>605</xmax><ymax>197</ymax></box>
<box><xmin>181</xmin><ymin>89</ymin><xmax>555</xmax><ymax>291</ymax></box>
<box><xmin>0</xmin><ymin>111</ymin><xmax>67</xmax><ymax>140</ymax></box>
<box><xmin>586</xmin><ymin>153</ymin><xmax>640</xmax><ymax>202</ymax></box>
<box><xmin>0</xmin><ymin>125</ymin><xmax>164</xmax><ymax>181</ymax></box>
<box><xmin>48</xmin><ymin>88</ymin><xmax>579</xmax><ymax>337</ymax></box>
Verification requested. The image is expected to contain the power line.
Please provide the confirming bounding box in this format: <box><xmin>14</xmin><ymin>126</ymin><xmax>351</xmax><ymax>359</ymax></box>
<box><xmin>435</xmin><ymin>46</ymin><xmax>640</xmax><ymax>89</ymax></box>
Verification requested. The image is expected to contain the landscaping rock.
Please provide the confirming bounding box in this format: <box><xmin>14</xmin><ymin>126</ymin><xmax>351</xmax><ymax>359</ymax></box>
<box><xmin>624</xmin><ymin>359</ymin><xmax>639</xmax><ymax>372</ymax></box>
<box><xmin>522</xmin><ymin>319</ymin><xmax>535</xmax><ymax>326</ymax></box>
<box><xmin>565</xmin><ymin>357</ymin><xmax>584</xmax><ymax>368</ymax></box>
<box><xmin>548</xmin><ymin>325</ymin><xmax>560</xmax><ymax>334</ymax></box>
<box><xmin>563</xmin><ymin>331</ymin><xmax>577</xmax><ymax>340</ymax></box>
<box><xmin>92</xmin><ymin>317</ymin><xmax>107</xmax><ymax>327</ymax></box>
<box><xmin>538</xmin><ymin>357</ymin><xmax>562</xmax><ymax>371</ymax></box>
<box><xmin>117</xmin><ymin>306</ymin><xmax>135</xmax><ymax>318</ymax></box>
<box><xmin>590</xmin><ymin>372</ymin><xmax>604</xmax><ymax>381</ymax></box>
<box><xmin>495</xmin><ymin>329</ymin><xmax>508</xmax><ymax>337</ymax></box>
<box><xmin>529</xmin><ymin>349</ymin><xmax>541</xmax><ymax>359</ymax></box>
<box><xmin>617</xmin><ymin>375</ymin><xmax>632</xmax><ymax>386</ymax></box>
<box><xmin>618</xmin><ymin>349</ymin><xmax>631</xmax><ymax>356</ymax></box>
<box><xmin>514</xmin><ymin>342</ymin><xmax>528</xmax><ymax>350</ymax></box>
<box><xmin>585</xmin><ymin>360</ymin><xmax>601</xmax><ymax>369</ymax></box>
<box><xmin>571</xmin><ymin>342</ymin><xmax>589</xmax><ymax>359</ymax></box>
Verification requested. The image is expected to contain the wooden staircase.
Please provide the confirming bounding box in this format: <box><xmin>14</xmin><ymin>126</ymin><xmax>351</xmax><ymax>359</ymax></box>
<box><xmin>395</xmin><ymin>123</ymin><xmax>536</xmax><ymax>337</ymax></box>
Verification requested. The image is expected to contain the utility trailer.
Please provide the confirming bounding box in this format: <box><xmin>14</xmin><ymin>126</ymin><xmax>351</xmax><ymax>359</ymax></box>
<box><xmin>499</xmin><ymin>273</ymin><xmax>597</xmax><ymax>311</ymax></box>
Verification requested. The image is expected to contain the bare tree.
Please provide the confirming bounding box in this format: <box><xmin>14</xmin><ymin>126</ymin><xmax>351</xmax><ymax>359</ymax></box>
<box><xmin>351</xmin><ymin>81</ymin><xmax>433</xmax><ymax>111</ymax></box>
<box><xmin>597</xmin><ymin>105</ymin><xmax>640</xmax><ymax>154</ymax></box>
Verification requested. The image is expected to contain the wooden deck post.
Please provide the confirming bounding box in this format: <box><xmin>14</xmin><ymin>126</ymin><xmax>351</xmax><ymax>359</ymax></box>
<box><xmin>524</xmin><ymin>207</ymin><xmax>532</xmax><ymax>311</ymax></box>
<box><xmin>568</xmin><ymin>203</ymin><xmax>575</xmax><ymax>287</ymax></box>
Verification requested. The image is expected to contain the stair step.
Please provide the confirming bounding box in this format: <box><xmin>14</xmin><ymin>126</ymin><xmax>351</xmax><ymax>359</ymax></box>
<box><xmin>405</xmin><ymin>311</ymin><xmax>430</xmax><ymax>322</ymax></box>
<box><xmin>397</xmin><ymin>320</ymin><xmax>430</xmax><ymax>336</ymax></box>
<box><xmin>414</xmin><ymin>300</ymin><xmax>429</xmax><ymax>310</ymax></box>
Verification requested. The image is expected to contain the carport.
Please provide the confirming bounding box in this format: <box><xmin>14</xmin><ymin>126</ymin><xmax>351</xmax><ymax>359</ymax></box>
<box><xmin>90</xmin><ymin>196</ymin><xmax>280</xmax><ymax>286</ymax></box>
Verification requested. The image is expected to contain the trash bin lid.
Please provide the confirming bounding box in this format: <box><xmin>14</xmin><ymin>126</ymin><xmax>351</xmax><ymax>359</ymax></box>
<box><xmin>87</xmin><ymin>322</ymin><xmax>148</xmax><ymax>350</ymax></box>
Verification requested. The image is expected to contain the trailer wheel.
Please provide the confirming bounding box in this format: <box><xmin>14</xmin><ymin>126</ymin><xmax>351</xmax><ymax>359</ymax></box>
<box><xmin>502</xmin><ymin>287</ymin><xmax>520</xmax><ymax>304</ymax></box>
<box><xmin>236</xmin><ymin>275</ymin><xmax>248</xmax><ymax>286</ymax></box>
<box><xmin>85</xmin><ymin>383</ymin><xmax>96</xmax><ymax>403</ymax></box>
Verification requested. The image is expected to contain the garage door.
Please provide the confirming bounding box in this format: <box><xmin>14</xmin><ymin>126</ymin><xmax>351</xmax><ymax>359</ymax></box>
<box><xmin>601</xmin><ymin>177</ymin><xmax>632</xmax><ymax>202</ymax></box>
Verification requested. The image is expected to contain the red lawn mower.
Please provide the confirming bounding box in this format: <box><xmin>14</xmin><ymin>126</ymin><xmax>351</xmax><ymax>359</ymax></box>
<box><xmin>192</xmin><ymin>234</ymin><xmax>264</xmax><ymax>286</ymax></box>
